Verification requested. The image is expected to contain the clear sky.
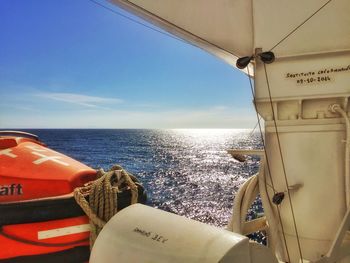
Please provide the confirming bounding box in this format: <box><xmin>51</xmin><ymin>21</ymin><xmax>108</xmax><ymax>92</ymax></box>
<box><xmin>0</xmin><ymin>0</ymin><xmax>255</xmax><ymax>129</ymax></box>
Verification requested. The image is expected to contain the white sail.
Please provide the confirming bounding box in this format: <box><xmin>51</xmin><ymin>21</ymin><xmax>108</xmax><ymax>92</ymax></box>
<box><xmin>110</xmin><ymin>0</ymin><xmax>350</xmax><ymax>70</ymax></box>
<box><xmin>110</xmin><ymin>0</ymin><xmax>254</xmax><ymax>72</ymax></box>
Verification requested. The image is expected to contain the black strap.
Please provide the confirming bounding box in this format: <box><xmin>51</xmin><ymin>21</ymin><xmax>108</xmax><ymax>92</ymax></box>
<box><xmin>0</xmin><ymin>184</ymin><xmax>147</xmax><ymax>226</ymax></box>
<box><xmin>0</xmin><ymin>246</ymin><xmax>90</xmax><ymax>263</ymax></box>
<box><xmin>0</xmin><ymin>197</ymin><xmax>84</xmax><ymax>225</ymax></box>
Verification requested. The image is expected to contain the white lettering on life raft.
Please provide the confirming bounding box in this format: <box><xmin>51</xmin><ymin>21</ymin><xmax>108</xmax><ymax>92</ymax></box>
<box><xmin>32</xmin><ymin>152</ymin><xmax>69</xmax><ymax>166</ymax></box>
<box><xmin>25</xmin><ymin>145</ymin><xmax>47</xmax><ymax>152</ymax></box>
<box><xmin>0</xmin><ymin>149</ymin><xmax>17</xmax><ymax>158</ymax></box>
<box><xmin>24</xmin><ymin>145</ymin><xmax>70</xmax><ymax>166</ymax></box>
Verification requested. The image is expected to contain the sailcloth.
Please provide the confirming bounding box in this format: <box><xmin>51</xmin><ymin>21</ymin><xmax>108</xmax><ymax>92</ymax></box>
<box><xmin>110</xmin><ymin>0</ymin><xmax>350</xmax><ymax>75</ymax></box>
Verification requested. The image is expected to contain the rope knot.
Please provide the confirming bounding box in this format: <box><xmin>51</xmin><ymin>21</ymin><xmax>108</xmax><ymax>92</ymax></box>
<box><xmin>74</xmin><ymin>165</ymin><xmax>139</xmax><ymax>248</ymax></box>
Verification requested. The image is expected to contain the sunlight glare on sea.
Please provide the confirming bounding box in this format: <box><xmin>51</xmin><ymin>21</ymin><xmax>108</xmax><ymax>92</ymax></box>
<box><xmin>144</xmin><ymin>129</ymin><xmax>262</xmax><ymax>226</ymax></box>
<box><xmin>26</xmin><ymin>128</ymin><xmax>262</xmax><ymax>227</ymax></box>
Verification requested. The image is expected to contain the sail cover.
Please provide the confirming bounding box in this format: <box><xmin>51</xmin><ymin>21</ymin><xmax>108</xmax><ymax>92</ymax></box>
<box><xmin>110</xmin><ymin>0</ymin><xmax>350</xmax><ymax>75</ymax></box>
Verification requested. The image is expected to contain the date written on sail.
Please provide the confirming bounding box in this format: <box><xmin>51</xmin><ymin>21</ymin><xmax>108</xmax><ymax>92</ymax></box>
<box><xmin>285</xmin><ymin>64</ymin><xmax>350</xmax><ymax>85</ymax></box>
<box><xmin>296</xmin><ymin>76</ymin><xmax>331</xmax><ymax>84</ymax></box>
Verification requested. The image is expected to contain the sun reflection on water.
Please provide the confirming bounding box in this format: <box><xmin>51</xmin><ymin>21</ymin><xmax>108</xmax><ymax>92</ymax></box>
<box><xmin>30</xmin><ymin>128</ymin><xmax>263</xmax><ymax>228</ymax></box>
<box><xmin>142</xmin><ymin>129</ymin><xmax>262</xmax><ymax>227</ymax></box>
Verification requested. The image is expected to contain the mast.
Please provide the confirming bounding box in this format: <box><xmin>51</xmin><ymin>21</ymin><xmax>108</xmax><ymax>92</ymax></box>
<box><xmin>109</xmin><ymin>1</ymin><xmax>350</xmax><ymax>262</ymax></box>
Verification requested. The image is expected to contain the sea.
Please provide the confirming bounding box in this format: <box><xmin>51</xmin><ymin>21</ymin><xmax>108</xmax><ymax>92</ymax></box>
<box><xmin>23</xmin><ymin>129</ymin><xmax>263</xmax><ymax>231</ymax></box>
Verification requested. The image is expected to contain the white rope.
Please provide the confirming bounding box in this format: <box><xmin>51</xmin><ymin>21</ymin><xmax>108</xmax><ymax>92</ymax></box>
<box><xmin>228</xmin><ymin>175</ymin><xmax>258</xmax><ymax>233</ymax></box>
<box><xmin>257</xmin><ymin>159</ymin><xmax>288</xmax><ymax>261</ymax></box>
<box><xmin>227</xmin><ymin>156</ymin><xmax>289</xmax><ymax>261</ymax></box>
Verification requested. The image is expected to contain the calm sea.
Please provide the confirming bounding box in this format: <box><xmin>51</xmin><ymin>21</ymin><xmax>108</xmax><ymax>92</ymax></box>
<box><xmin>23</xmin><ymin>129</ymin><xmax>262</xmax><ymax>228</ymax></box>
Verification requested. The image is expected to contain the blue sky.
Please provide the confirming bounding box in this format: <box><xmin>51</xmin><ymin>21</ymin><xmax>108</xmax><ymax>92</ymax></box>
<box><xmin>0</xmin><ymin>0</ymin><xmax>255</xmax><ymax>128</ymax></box>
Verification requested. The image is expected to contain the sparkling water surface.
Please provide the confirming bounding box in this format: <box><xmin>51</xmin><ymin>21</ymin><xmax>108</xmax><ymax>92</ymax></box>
<box><xmin>24</xmin><ymin>129</ymin><xmax>262</xmax><ymax>228</ymax></box>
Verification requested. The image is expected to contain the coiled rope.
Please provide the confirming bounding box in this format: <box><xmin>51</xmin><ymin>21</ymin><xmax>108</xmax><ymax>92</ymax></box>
<box><xmin>74</xmin><ymin>165</ymin><xmax>138</xmax><ymax>248</ymax></box>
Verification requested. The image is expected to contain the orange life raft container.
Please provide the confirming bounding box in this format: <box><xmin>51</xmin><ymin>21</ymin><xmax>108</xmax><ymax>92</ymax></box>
<box><xmin>0</xmin><ymin>131</ymin><xmax>99</xmax><ymax>262</ymax></box>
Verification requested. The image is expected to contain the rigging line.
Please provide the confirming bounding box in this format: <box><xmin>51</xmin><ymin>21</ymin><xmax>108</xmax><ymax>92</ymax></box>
<box><xmin>263</xmin><ymin>63</ymin><xmax>304</xmax><ymax>261</ymax></box>
<box><xmin>269</xmin><ymin>0</ymin><xmax>333</xmax><ymax>51</ymax></box>
<box><xmin>87</xmin><ymin>0</ymin><xmax>188</xmax><ymax>45</ymax></box>
<box><xmin>246</xmin><ymin>67</ymin><xmax>291</xmax><ymax>263</ymax></box>
<box><xmin>247</xmin><ymin>67</ymin><xmax>277</xmax><ymax>195</ymax></box>
<box><xmin>248</xmin><ymin>118</ymin><xmax>260</xmax><ymax>138</ymax></box>
<box><xmin>265</xmin><ymin>182</ymin><xmax>275</xmax><ymax>191</ymax></box>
